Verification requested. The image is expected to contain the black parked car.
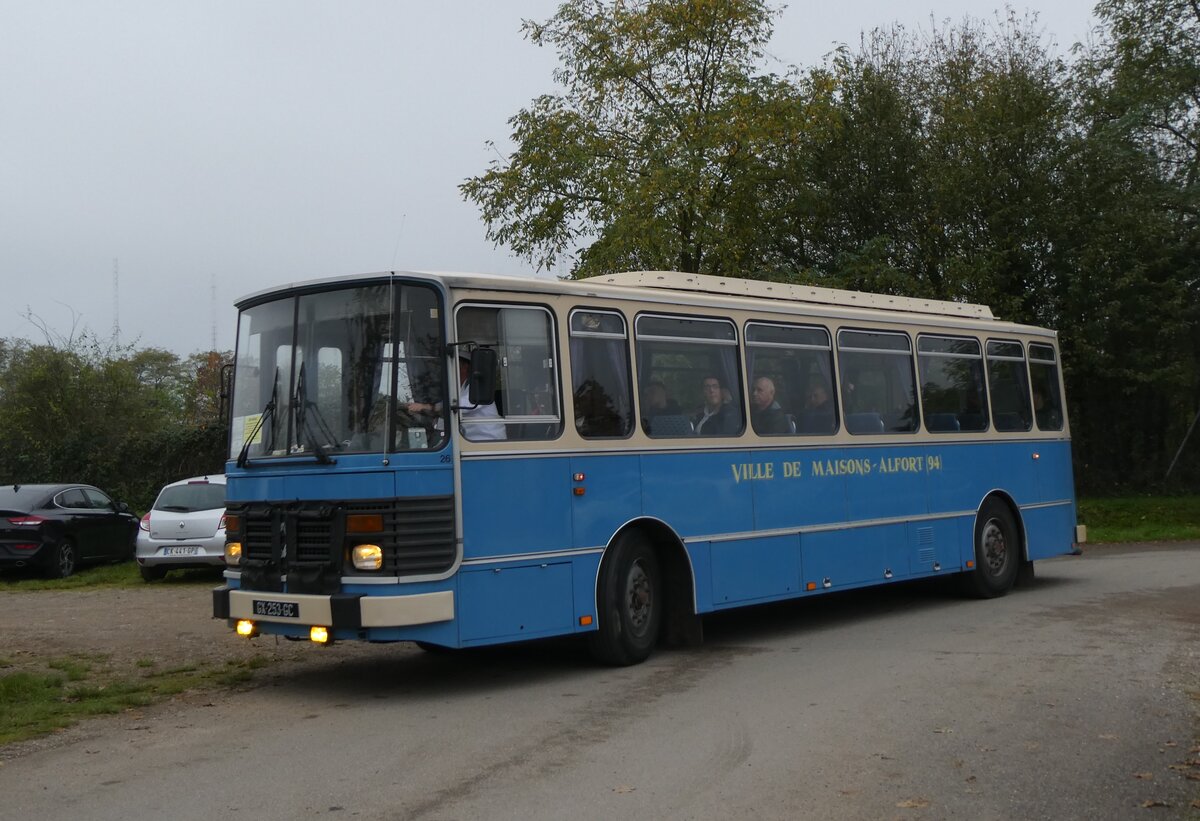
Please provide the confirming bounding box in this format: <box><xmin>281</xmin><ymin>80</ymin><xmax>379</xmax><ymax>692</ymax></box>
<box><xmin>0</xmin><ymin>484</ymin><xmax>139</xmax><ymax>578</ymax></box>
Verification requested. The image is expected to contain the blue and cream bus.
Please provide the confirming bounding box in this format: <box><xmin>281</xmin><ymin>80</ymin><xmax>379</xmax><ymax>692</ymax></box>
<box><xmin>213</xmin><ymin>270</ymin><xmax>1083</xmax><ymax>664</ymax></box>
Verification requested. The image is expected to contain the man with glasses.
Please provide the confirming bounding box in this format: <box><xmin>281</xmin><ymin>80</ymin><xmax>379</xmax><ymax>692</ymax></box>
<box><xmin>693</xmin><ymin>375</ymin><xmax>738</xmax><ymax>435</ymax></box>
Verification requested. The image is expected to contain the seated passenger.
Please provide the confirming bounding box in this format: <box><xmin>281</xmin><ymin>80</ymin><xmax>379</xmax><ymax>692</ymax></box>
<box><xmin>750</xmin><ymin>376</ymin><xmax>790</xmax><ymax>435</ymax></box>
<box><xmin>692</xmin><ymin>375</ymin><xmax>737</xmax><ymax>436</ymax></box>
<box><xmin>805</xmin><ymin>382</ymin><xmax>833</xmax><ymax>415</ymax></box>
<box><xmin>1033</xmin><ymin>388</ymin><xmax>1062</xmax><ymax>429</ymax></box>
<box><xmin>642</xmin><ymin>380</ymin><xmax>680</xmax><ymax>415</ymax></box>
<box><xmin>641</xmin><ymin>380</ymin><xmax>682</xmax><ymax>433</ymax></box>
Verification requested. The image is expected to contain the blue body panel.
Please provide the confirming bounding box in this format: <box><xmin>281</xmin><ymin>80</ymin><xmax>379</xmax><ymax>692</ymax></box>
<box><xmin>227</xmin><ymin>438</ymin><xmax>1077</xmax><ymax>648</ymax></box>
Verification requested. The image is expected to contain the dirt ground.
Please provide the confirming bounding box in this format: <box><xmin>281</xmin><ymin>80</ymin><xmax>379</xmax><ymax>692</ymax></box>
<box><xmin>0</xmin><ymin>575</ymin><xmax>386</xmax><ymax>760</ymax></box>
<box><xmin>0</xmin><ymin>575</ymin><xmax>390</xmax><ymax>674</ymax></box>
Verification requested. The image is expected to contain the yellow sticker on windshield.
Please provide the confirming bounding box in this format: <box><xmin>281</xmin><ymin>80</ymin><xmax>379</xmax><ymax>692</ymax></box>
<box><xmin>242</xmin><ymin>414</ymin><xmax>263</xmax><ymax>445</ymax></box>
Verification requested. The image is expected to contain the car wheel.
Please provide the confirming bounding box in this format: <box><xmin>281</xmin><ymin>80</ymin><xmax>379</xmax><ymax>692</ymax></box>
<box><xmin>45</xmin><ymin>539</ymin><xmax>77</xmax><ymax>579</ymax></box>
<box><xmin>139</xmin><ymin>565</ymin><xmax>168</xmax><ymax>582</ymax></box>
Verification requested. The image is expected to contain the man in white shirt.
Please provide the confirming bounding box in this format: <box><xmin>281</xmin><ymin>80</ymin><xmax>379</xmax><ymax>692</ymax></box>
<box><xmin>407</xmin><ymin>356</ymin><xmax>506</xmax><ymax>441</ymax></box>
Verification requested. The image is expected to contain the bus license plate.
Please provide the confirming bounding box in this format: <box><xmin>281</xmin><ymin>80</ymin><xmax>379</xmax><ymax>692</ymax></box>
<box><xmin>163</xmin><ymin>546</ymin><xmax>199</xmax><ymax>556</ymax></box>
<box><xmin>253</xmin><ymin>599</ymin><xmax>299</xmax><ymax>619</ymax></box>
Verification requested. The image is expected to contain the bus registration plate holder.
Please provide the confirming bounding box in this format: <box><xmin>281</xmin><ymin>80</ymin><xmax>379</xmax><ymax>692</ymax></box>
<box><xmin>253</xmin><ymin>599</ymin><xmax>299</xmax><ymax>619</ymax></box>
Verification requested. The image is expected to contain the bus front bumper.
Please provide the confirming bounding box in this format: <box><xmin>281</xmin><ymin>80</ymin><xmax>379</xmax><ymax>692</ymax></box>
<box><xmin>212</xmin><ymin>586</ymin><xmax>454</xmax><ymax>629</ymax></box>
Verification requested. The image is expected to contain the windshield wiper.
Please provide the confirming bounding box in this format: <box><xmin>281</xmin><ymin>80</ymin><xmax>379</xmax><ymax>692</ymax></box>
<box><xmin>293</xmin><ymin>363</ymin><xmax>337</xmax><ymax>465</ymax></box>
<box><xmin>236</xmin><ymin>368</ymin><xmax>279</xmax><ymax>469</ymax></box>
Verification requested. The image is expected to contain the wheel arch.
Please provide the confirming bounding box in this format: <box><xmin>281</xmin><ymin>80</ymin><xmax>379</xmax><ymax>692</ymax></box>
<box><xmin>976</xmin><ymin>489</ymin><xmax>1028</xmax><ymax>562</ymax></box>
<box><xmin>595</xmin><ymin>516</ymin><xmax>701</xmax><ymax>647</ymax></box>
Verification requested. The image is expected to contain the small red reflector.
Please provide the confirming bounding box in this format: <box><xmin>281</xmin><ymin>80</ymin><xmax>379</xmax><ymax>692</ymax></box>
<box><xmin>806</xmin><ymin>581</ymin><xmax>817</xmax><ymax>591</ymax></box>
<box><xmin>573</xmin><ymin>488</ymin><xmax>585</xmax><ymax>496</ymax></box>
<box><xmin>966</xmin><ymin>560</ymin><xmax>975</xmax><ymax>568</ymax></box>
<box><xmin>13</xmin><ymin>543</ymin><xmax>38</xmax><ymax>550</ymax></box>
<box><xmin>579</xmin><ymin>615</ymin><xmax>593</xmax><ymax>626</ymax></box>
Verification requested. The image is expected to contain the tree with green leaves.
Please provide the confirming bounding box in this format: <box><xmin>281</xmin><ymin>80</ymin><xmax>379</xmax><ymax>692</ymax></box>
<box><xmin>0</xmin><ymin>334</ymin><xmax>231</xmax><ymax>511</ymax></box>
<box><xmin>461</xmin><ymin>0</ymin><xmax>803</xmax><ymax>277</ymax></box>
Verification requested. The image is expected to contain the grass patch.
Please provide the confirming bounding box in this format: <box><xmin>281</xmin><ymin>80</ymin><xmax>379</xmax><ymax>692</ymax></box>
<box><xmin>0</xmin><ymin>653</ymin><xmax>271</xmax><ymax>746</ymax></box>
<box><xmin>0</xmin><ymin>562</ymin><xmax>223</xmax><ymax>592</ymax></box>
<box><xmin>1078</xmin><ymin>496</ymin><xmax>1200</xmax><ymax>543</ymax></box>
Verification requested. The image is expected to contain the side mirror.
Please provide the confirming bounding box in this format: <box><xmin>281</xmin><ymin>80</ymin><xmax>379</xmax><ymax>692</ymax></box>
<box><xmin>116</xmin><ymin>501</ymin><xmax>131</xmax><ymax>514</ymax></box>
<box><xmin>468</xmin><ymin>347</ymin><xmax>497</xmax><ymax>405</ymax></box>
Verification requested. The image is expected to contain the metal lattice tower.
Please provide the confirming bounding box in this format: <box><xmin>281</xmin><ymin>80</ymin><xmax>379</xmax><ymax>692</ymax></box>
<box><xmin>211</xmin><ymin>273</ymin><xmax>218</xmax><ymax>352</ymax></box>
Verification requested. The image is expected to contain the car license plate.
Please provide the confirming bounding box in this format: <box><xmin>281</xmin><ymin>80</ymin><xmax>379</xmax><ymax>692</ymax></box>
<box><xmin>163</xmin><ymin>546</ymin><xmax>199</xmax><ymax>556</ymax></box>
<box><xmin>253</xmin><ymin>599</ymin><xmax>299</xmax><ymax>619</ymax></box>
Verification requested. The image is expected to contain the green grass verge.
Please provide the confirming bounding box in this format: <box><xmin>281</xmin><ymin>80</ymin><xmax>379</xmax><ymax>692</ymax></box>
<box><xmin>1077</xmin><ymin>496</ymin><xmax>1200</xmax><ymax>543</ymax></box>
<box><xmin>0</xmin><ymin>562</ymin><xmax>223</xmax><ymax>592</ymax></box>
<box><xmin>0</xmin><ymin>654</ymin><xmax>271</xmax><ymax>746</ymax></box>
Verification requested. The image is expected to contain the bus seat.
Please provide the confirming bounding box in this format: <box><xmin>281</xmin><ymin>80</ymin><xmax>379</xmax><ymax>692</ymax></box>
<box><xmin>649</xmin><ymin>414</ymin><xmax>694</xmax><ymax>436</ymax></box>
<box><xmin>926</xmin><ymin>412</ymin><xmax>961</xmax><ymax>432</ymax></box>
<box><xmin>993</xmin><ymin>412</ymin><xmax>1026</xmax><ymax>431</ymax></box>
<box><xmin>845</xmin><ymin>412</ymin><xmax>885</xmax><ymax>434</ymax></box>
<box><xmin>957</xmin><ymin>412</ymin><xmax>986</xmax><ymax>431</ymax></box>
<box><xmin>796</xmin><ymin>410</ymin><xmax>835</xmax><ymax>434</ymax></box>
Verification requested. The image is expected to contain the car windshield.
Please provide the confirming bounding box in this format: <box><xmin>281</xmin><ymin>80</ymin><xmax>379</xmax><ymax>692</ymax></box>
<box><xmin>228</xmin><ymin>280</ymin><xmax>447</xmax><ymax>460</ymax></box>
<box><xmin>155</xmin><ymin>483</ymin><xmax>225</xmax><ymax>513</ymax></box>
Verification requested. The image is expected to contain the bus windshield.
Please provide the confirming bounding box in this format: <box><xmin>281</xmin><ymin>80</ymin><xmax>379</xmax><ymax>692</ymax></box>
<box><xmin>228</xmin><ymin>280</ymin><xmax>446</xmax><ymax>460</ymax></box>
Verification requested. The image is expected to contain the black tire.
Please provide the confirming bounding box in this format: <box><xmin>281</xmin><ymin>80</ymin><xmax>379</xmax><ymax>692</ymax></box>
<box><xmin>139</xmin><ymin>565</ymin><xmax>168</xmax><ymax>582</ymax></box>
<box><xmin>589</xmin><ymin>532</ymin><xmax>662</xmax><ymax>666</ymax></box>
<box><xmin>45</xmin><ymin>539</ymin><xmax>77</xmax><ymax>579</ymax></box>
<box><xmin>962</xmin><ymin>499</ymin><xmax>1020</xmax><ymax>598</ymax></box>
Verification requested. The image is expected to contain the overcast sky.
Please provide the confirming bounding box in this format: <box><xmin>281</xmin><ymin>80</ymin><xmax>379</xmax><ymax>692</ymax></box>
<box><xmin>1</xmin><ymin>1</ymin><xmax>1099</xmax><ymax>355</ymax></box>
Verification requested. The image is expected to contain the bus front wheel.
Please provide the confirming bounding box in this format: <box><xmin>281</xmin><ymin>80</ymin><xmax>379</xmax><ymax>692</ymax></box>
<box><xmin>962</xmin><ymin>499</ymin><xmax>1020</xmax><ymax>598</ymax></box>
<box><xmin>589</xmin><ymin>533</ymin><xmax>662</xmax><ymax>666</ymax></box>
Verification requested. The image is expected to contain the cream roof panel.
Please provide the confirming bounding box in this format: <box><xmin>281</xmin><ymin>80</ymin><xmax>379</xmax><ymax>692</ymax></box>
<box><xmin>587</xmin><ymin>271</ymin><xmax>994</xmax><ymax>320</ymax></box>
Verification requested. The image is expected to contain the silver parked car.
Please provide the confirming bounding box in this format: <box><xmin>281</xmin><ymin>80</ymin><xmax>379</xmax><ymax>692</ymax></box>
<box><xmin>136</xmin><ymin>475</ymin><xmax>226</xmax><ymax>581</ymax></box>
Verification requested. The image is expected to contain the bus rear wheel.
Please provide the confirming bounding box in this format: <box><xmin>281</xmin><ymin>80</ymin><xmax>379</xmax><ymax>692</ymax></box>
<box><xmin>589</xmin><ymin>533</ymin><xmax>662</xmax><ymax>666</ymax></box>
<box><xmin>962</xmin><ymin>499</ymin><xmax>1020</xmax><ymax>598</ymax></box>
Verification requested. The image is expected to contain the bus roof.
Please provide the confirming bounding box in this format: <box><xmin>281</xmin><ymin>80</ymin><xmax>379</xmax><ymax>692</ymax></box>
<box><xmin>236</xmin><ymin>269</ymin><xmax>1056</xmax><ymax>336</ymax></box>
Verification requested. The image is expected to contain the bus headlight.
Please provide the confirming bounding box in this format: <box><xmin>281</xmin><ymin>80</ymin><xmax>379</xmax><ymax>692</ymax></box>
<box><xmin>224</xmin><ymin>542</ymin><xmax>243</xmax><ymax>566</ymax></box>
<box><xmin>351</xmin><ymin>544</ymin><xmax>383</xmax><ymax>571</ymax></box>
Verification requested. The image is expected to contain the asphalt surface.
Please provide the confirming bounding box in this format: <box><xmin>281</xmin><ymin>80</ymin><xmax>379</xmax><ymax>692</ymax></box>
<box><xmin>1</xmin><ymin>542</ymin><xmax>1197</xmax><ymax>820</ymax></box>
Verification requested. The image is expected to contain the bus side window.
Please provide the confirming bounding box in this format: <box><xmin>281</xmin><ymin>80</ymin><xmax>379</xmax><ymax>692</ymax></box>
<box><xmin>837</xmin><ymin>329</ymin><xmax>918</xmax><ymax>434</ymax></box>
<box><xmin>917</xmin><ymin>335</ymin><xmax>988</xmax><ymax>433</ymax></box>
<box><xmin>745</xmin><ymin>322</ymin><xmax>836</xmax><ymax>436</ymax></box>
<box><xmin>634</xmin><ymin>314</ymin><xmax>743</xmax><ymax>439</ymax></box>
<box><xmin>569</xmin><ymin>310</ymin><xmax>633</xmax><ymax>438</ymax></box>
<box><xmin>456</xmin><ymin>304</ymin><xmax>563</xmax><ymax>442</ymax></box>
<box><xmin>1028</xmin><ymin>343</ymin><xmax>1064</xmax><ymax>431</ymax></box>
<box><xmin>986</xmin><ymin>340</ymin><xmax>1033</xmax><ymax>432</ymax></box>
